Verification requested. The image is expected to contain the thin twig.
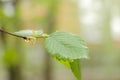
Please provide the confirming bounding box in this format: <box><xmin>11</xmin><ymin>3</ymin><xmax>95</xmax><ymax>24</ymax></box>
<box><xmin>0</xmin><ymin>29</ymin><xmax>26</xmax><ymax>39</ymax></box>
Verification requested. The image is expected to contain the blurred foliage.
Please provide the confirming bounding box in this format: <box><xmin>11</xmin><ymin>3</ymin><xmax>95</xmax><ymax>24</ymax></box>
<box><xmin>3</xmin><ymin>48</ymin><xmax>20</xmax><ymax>66</ymax></box>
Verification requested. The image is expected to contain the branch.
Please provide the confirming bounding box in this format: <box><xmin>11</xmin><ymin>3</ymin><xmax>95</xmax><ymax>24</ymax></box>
<box><xmin>0</xmin><ymin>29</ymin><xmax>49</xmax><ymax>40</ymax></box>
<box><xmin>0</xmin><ymin>29</ymin><xmax>26</xmax><ymax>39</ymax></box>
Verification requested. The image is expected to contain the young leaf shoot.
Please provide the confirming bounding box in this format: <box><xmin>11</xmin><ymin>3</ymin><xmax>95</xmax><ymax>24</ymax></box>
<box><xmin>0</xmin><ymin>29</ymin><xmax>88</xmax><ymax>80</ymax></box>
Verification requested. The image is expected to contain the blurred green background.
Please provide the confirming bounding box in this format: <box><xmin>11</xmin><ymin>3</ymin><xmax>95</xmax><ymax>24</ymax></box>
<box><xmin>0</xmin><ymin>0</ymin><xmax>120</xmax><ymax>80</ymax></box>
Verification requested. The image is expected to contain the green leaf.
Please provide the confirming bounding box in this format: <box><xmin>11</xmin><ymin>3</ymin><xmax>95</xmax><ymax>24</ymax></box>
<box><xmin>54</xmin><ymin>57</ymin><xmax>81</xmax><ymax>80</ymax></box>
<box><xmin>14</xmin><ymin>30</ymin><xmax>43</xmax><ymax>37</ymax></box>
<box><xmin>45</xmin><ymin>31</ymin><xmax>88</xmax><ymax>80</ymax></box>
<box><xmin>54</xmin><ymin>56</ymin><xmax>71</xmax><ymax>68</ymax></box>
<box><xmin>45</xmin><ymin>31</ymin><xmax>88</xmax><ymax>59</ymax></box>
<box><xmin>54</xmin><ymin>56</ymin><xmax>81</xmax><ymax>80</ymax></box>
<box><xmin>70</xmin><ymin>59</ymin><xmax>81</xmax><ymax>80</ymax></box>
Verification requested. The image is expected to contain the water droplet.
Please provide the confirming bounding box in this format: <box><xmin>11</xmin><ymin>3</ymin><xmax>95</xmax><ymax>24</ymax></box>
<box><xmin>24</xmin><ymin>36</ymin><xmax>36</xmax><ymax>45</ymax></box>
<box><xmin>24</xmin><ymin>39</ymin><xmax>30</xmax><ymax>43</ymax></box>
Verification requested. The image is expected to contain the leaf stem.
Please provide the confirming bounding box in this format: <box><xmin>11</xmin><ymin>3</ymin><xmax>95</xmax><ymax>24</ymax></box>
<box><xmin>36</xmin><ymin>34</ymin><xmax>49</xmax><ymax>38</ymax></box>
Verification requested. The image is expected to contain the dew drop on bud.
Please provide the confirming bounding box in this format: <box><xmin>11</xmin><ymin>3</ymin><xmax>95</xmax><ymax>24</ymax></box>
<box><xmin>24</xmin><ymin>39</ymin><xmax>30</xmax><ymax>43</ymax></box>
<box><xmin>24</xmin><ymin>36</ymin><xmax>36</xmax><ymax>45</ymax></box>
